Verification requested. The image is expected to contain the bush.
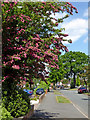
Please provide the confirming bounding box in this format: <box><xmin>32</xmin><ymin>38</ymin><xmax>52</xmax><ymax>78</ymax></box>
<box><xmin>62</xmin><ymin>79</ymin><xmax>69</xmax><ymax>84</ymax></box>
<box><xmin>64</xmin><ymin>85</ymin><xmax>68</xmax><ymax>88</ymax></box>
<box><xmin>0</xmin><ymin>104</ymin><xmax>13</xmax><ymax>120</ymax></box>
<box><xmin>40</xmin><ymin>81</ymin><xmax>48</xmax><ymax>90</ymax></box>
<box><xmin>7</xmin><ymin>95</ymin><xmax>30</xmax><ymax>118</ymax></box>
<box><xmin>30</xmin><ymin>94</ymin><xmax>39</xmax><ymax>101</ymax></box>
<box><xmin>2</xmin><ymin>87</ymin><xmax>31</xmax><ymax>118</ymax></box>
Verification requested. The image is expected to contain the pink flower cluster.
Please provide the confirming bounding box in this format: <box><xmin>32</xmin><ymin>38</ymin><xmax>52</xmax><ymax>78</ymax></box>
<box><xmin>21</xmin><ymin>14</ymin><xmax>32</xmax><ymax>21</ymax></box>
<box><xmin>12</xmin><ymin>65</ymin><xmax>20</xmax><ymax>70</ymax></box>
<box><xmin>17</xmin><ymin>28</ymin><xmax>25</xmax><ymax>34</ymax></box>
<box><xmin>13</xmin><ymin>56</ymin><xmax>21</xmax><ymax>60</ymax></box>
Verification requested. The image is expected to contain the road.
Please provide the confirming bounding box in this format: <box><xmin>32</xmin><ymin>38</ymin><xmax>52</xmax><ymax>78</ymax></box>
<box><xmin>59</xmin><ymin>89</ymin><xmax>89</xmax><ymax>118</ymax></box>
<box><xmin>31</xmin><ymin>91</ymin><xmax>87</xmax><ymax>119</ymax></box>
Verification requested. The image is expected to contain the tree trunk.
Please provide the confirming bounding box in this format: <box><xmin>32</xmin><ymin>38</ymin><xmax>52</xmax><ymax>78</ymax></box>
<box><xmin>48</xmin><ymin>87</ymin><xmax>50</xmax><ymax>92</ymax></box>
<box><xmin>73</xmin><ymin>72</ymin><xmax>76</xmax><ymax>88</ymax></box>
<box><xmin>84</xmin><ymin>78</ymin><xmax>87</xmax><ymax>91</ymax></box>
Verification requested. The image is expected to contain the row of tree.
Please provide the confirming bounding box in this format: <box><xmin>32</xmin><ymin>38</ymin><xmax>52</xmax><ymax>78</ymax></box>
<box><xmin>49</xmin><ymin>51</ymin><xmax>88</xmax><ymax>89</ymax></box>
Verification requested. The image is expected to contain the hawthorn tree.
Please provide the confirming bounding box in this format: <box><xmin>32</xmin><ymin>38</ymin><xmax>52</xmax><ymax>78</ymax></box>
<box><xmin>2</xmin><ymin>1</ymin><xmax>78</xmax><ymax>93</ymax></box>
<box><xmin>61</xmin><ymin>51</ymin><xmax>88</xmax><ymax>88</ymax></box>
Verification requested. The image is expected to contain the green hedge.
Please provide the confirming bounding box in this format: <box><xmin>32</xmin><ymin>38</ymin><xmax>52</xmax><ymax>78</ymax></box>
<box><xmin>2</xmin><ymin>87</ymin><xmax>31</xmax><ymax>118</ymax></box>
<box><xmin>0</xmin><ymin>104</ymin><xmax>13</xmax><ymax>120</ymax></box>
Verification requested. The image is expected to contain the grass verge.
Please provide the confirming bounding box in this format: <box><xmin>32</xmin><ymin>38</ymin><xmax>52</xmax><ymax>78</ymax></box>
<box><xmin>56</xmin><ymin>96</ymin><xmax>71</xmax><ymax>103</ymax></box>
<box><xmin>83</xmin><ymin>92</ymin><xmax>90</xmax><ymax>96</ymax></box>
<box><xmin>54</xmin><ymin>90</ymin><xmax>62</xmax><ymax>95</ymax></box>
<box><xmin>69</xmin><ymin>88</ymin><xmax>78</xmax><ymax>91</ymax></box>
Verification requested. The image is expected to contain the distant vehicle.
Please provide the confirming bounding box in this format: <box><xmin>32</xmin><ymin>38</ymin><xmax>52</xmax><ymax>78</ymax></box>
<box><xmin>36</xmin><ymin>88</ymin><xmax>44</xmax><ymax>95</ymax></box>
<box><xmin>23</xmin><ymin>89</ymin><xmax>33</xmax><ymax>96</ymax></box>
<box><xmin>78</xmin><ymin>87</ymin><xmax>88</xmax><ymax>93</ymax></box>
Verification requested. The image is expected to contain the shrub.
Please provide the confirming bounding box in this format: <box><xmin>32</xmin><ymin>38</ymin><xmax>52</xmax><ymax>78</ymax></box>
<box><xmin>2</xmin><ymin>87</ymin><xmax>31</xmax><ymax>118</ymax></box>
<box><xmin>0</xmin><ymin>104</ymin><xmax>13</xmax><ymax>120</ymax></box>
<box><xmin>30</xmin><ymin>96</ymin><xmax>38</xmax><ymax>101</ymax></box>
<box><xmin>38</xmin><ymin>81</ymin><xmax>48</xmax><ymax>90</ymax></box>
<box><xmin>62</xmin><ymin>79</ymin><xmax>69</xmax><ymax>84</ymax></box>
<box><xmin>64</xmin><ymin>84</ymin><xmax>68</xmax><ymax>88</ymax></box>
<box><xmin>7</xmin><ymin>94</ymin><xmax>30</xmax><ymax>118</ymax></box>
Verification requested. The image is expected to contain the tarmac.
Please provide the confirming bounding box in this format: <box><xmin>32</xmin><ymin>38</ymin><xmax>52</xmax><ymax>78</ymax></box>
<box><xmin>29</xmin><ymin>90</ymin><xmax>88</xmax><ymax>120</ymax></box>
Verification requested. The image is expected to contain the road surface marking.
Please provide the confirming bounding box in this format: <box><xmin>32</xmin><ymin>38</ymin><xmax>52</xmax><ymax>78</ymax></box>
<box><xmin>72</xmin><ymin>102</ymin><xmax>88</xmax><ymax>118</ymax></box>
<box><xmin>61</xmin><ymin>93</ymin><xmax>88</xmax><ymax>118</ymax></box>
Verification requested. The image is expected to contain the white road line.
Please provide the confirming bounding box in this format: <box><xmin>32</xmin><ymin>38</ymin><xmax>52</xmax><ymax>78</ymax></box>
<box><xmin>62</xmin><ymin>93</ymin><xmax>88</xmax><ymax>118</ymax></box>
<box><xmin>71</xmin><ymin>102</ymin><xmax>88</xmax><ymax>118</ymax></box>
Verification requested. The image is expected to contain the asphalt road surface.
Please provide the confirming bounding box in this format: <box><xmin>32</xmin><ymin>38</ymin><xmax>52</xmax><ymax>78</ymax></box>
<box><xmin>59</xmin><ymin>89</ymin><xmax>89</xmax><ymax>118</ymax></box>
<box><xmin>31</xmin><ymin>91</ymin><xmax>87</xmax><ymax>119</ymax></box>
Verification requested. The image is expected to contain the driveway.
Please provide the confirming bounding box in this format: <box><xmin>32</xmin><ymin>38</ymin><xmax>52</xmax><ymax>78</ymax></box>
<box><xmin>59</xmin><ymin>89</ymin><xmax>89</xmax><ymax>118</ymax></box>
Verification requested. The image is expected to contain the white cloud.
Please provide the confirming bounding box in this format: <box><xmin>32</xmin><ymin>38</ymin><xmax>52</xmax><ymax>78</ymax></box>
<box><xmin>83</xmin><ymin>9</ymin><xmax>88</xmax><ymax>17</ymax></box>
<box><xmin>60</xmin><ymin>18</ymin><xmax>88</xmax><ymax>44</ymax></box>
<box><xmin>83</xmin><ymin>37</ymin><xmax>88</xmax><ymax>43</ymax></box>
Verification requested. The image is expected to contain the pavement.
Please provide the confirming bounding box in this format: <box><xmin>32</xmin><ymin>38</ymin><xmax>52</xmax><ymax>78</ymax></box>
<box><xmin>29</xmin><ymin>90</ymin><xmax>88</xmax><ymax>120</ymax></box>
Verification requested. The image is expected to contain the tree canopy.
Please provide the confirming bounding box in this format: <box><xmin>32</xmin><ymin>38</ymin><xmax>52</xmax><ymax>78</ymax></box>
<box><xmin>48</xmin><ymin>57</ymin><xmax>65</xmax><ymax>85</ymax></box>
<box><xmin>2</xmin><ymin>2</ymin><xmax>78</xmax><ymax>91</ymax></box>
<box><xmin>61</xmin><ymin>51</ymin><xmax>88</xmax><ymax>88</ymax></box>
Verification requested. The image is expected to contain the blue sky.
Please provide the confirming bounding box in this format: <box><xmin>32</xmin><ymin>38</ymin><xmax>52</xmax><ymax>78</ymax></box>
<box><xmin>51</xmin><ymin>2</ymin><xmax>88</xmax><ymax>55</ymax></box>
<box><xmin>67</xmin><ymin>2</ymin><xmax>88</xmax><ymax>55</ymax></box>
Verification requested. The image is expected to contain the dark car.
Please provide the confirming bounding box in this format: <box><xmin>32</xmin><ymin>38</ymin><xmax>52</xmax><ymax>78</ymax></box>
<box><xmin>23</xmin><ymin>89</ymin><xmax>33</xmax><ymax>96</ymax></box>
<box><xmin>78</xmin><ymin>87</ymin><xmax>88</xmax><ymax>93</ymax></box>
<box><xmin>36</xmin><ymin>88</ymin><xmax>44</xmax><ymax>95</ymax></box>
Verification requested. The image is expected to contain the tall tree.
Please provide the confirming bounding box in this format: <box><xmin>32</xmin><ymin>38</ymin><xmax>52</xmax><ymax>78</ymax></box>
<box><xmin>61</xmin><ymin>51</ymin><xmax>88</xmax><ymax>88</ymax></box>
<box><xmin>2</xmin><ymin>2</ymin><xmax>78</xmax><ymax>93</ymax></box>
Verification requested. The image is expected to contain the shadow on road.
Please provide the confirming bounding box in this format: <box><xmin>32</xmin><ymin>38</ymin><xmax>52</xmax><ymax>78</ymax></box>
<box><xmin>82</xmin><ymin>98</ymin><xmax>90</xmax><ymax>101</ymax></box>
<box><xmin>30</xmin><ymin>109</ymin><xmax>60</xmax><ymax>120</ymax></box>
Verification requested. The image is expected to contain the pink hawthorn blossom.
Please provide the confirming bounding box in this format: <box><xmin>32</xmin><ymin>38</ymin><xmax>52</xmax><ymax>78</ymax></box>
<box><xmin>12</xmin><ymin>65</ymin><xmax>20</xmax><ymax>70</ymax></box>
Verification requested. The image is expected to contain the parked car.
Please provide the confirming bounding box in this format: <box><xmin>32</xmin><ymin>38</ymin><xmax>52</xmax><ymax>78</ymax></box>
<box><xmin>36</xmin><ymin>88</ymin><xmax>44</xmax><ymax>95</ymax></box>
<box><xmin>78</xmin><ymin>87</ymin><xmax>88</xmax><ymax>93</ymax></box>
<box><xmin>23</xmin><ymin>89</ymin><xmax>33</xmax><ymax>96</ymax></box>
